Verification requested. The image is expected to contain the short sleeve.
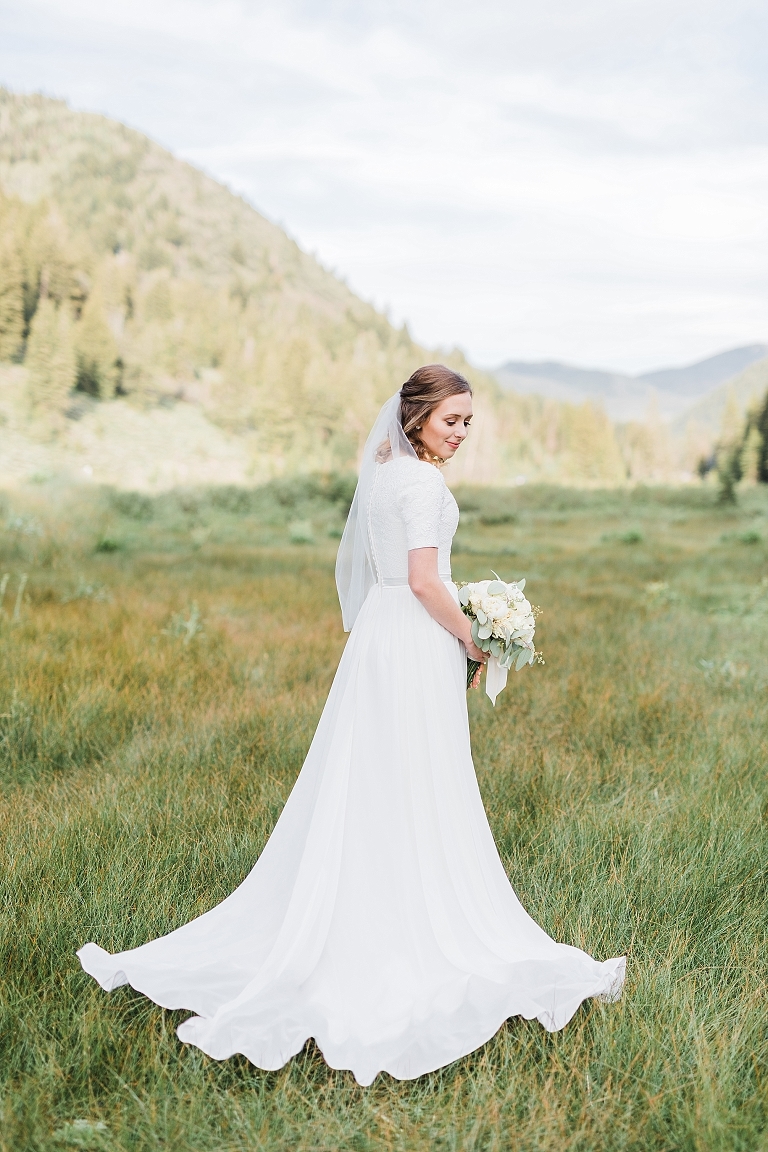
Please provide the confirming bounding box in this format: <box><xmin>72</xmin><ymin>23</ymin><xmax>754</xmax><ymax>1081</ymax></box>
<box><xmin>396</xmin><ymin>462</ymin><xmax>445</xmax><ymax>551</ymax></box>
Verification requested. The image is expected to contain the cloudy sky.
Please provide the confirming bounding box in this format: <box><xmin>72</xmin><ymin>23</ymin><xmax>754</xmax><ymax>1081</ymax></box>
<box><xmin>1</xmin><ymin>0</ymin><xmax>767</xmax><ymax>372</ymax></box>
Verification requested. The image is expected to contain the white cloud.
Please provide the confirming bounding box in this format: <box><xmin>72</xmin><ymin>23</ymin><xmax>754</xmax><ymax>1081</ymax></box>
<box><xmin>1</xmin><ymin>0</ymin><xmax>767</xmax><ymax>370</ymax></box>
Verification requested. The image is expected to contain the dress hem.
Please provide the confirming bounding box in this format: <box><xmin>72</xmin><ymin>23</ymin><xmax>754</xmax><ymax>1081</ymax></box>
<box><xmin>78</xmin><ymin>944</ymin><xmax>626</xmax><ymax>1086</ymax></box>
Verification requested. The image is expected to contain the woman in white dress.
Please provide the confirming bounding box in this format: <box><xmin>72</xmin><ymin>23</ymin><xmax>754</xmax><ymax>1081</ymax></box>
<box><xmin>79</xmin><ymin>365</ymin><xmax>625</xmax><ymax>1086</ymax></box>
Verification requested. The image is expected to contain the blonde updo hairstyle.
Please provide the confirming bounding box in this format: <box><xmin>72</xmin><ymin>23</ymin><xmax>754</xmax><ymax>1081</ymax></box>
<box><xmin>400</xmin><ymin>364</ymin><xmax>473</xmax><ymax>462</ymax></box>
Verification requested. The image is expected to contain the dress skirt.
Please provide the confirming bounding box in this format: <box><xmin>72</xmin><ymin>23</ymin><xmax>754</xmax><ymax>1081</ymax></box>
<box><xmin>78</xmin><ymin>581</ymin><xmax>625</xmax><ymax>1086</ymax></box>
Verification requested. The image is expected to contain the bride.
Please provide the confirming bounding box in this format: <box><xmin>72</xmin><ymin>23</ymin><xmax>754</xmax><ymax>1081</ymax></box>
<box><xmin>79</xmin><ymin>364</ymin><xmax>625</xmax><ymax>1086</ymax></box>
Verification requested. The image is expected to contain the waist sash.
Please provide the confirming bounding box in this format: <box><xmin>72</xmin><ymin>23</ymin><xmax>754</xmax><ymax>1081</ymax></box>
<box><xmin>380</xmin><ymin>575</ymin><xmax>452</xmax><ymax>587</ymax></box>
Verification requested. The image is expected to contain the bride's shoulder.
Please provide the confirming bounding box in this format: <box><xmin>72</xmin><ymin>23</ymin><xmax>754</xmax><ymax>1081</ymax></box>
<box><xmin>383</xmin><ymin>457</ymin><xmax>444</xmax><ymax>494</ymax></box>
<box><xmin>384</xmin><ymin>457</ymin><xmax>446</xmax><ymax>507</ymax></box>
<box><xmin>387</xmin><ymin>456</ymin><xmax>443</xmax><ymax>481</ymax></box>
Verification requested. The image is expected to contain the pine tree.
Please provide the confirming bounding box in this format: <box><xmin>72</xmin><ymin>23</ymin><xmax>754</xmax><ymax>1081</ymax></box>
<box><xmin>562</xmin><ymin>401</ymin><xmax>626</xmax><ymax>484</ymax></box>
<box><xmin>739</xmin><ymin>425</ymin><xmax>762</xmax><ymax>485</ymax></box>
<box><xmin>25</xmin><ymin>297</ymin><xmax>76</xmax><ymax>416</ymax></box>
<box><xmin>756</xmin><ymin>392</ymin><xmax>768</xmax><ymax>483</ymax></box>
<box><xmin>715</xmin><ymin>387</ymin><xmax>754</xmax><ymax>501</ymax></box>
<box><xmin>0</xmin><ymin>240</ymin><xmax>24</xmax><ymax>361</ymax></box>
<box><xmin>25</xmin><ymin>210</ymin><xmax>82</xmax><ymax>307</ymax></box>
<box><xmin>72</xmin><ymin>291</ymin><xmax>119</xmax><ymax>397</ymax></box>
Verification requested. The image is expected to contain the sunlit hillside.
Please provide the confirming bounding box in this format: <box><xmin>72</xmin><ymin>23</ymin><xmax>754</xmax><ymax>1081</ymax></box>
<box><xmin>0</xmin><ymin>88</ymin><xmax>713</xmax><ymax>490</ymax></box>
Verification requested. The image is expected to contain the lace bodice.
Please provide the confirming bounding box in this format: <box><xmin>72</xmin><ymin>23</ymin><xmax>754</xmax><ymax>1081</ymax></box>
<box><xmin>368</xmin><ymin>457</ymin><xmax>459</xmax><ymax>582</ymax></box>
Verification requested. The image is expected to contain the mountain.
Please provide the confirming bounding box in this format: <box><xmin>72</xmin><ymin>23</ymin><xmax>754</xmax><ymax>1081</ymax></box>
<box><xmin>493</xmin><ymin>361</ymin><xmax>631</xmax><ymax>402</ymax></box>
<box><xmin>0</xmin><ymin>88</ymin><xmax>428</xmax><ymax>481</ymax></box>
<box><xmin>637</xmin><ymin>345</ymin><xmax>768</xmax><ymax>397</ymax></box>
<box><xmin>494</xmin><ymin>346</ymin><xmax>768</xmax><ymax>424</ymax></box>
<box><xmin>671</xmin><ymin>357</ymin><xmax>768</xmax><ymax>441</ymax></box>
<box><xmin>0</xmin><ymin>89</ymin><xmax>636</xmax><ymax>489</ymax></box>
<box><xmin>494</xmin><ymin>361</ymin><xmax>642</xmax><ymax>420</ymax></box>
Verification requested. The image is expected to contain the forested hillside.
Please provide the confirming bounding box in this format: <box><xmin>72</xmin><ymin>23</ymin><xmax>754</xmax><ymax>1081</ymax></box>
<box><xmin>0</xmin><ymin>89</ymin><xmax>721</xmax><ymax>489</ymax></box>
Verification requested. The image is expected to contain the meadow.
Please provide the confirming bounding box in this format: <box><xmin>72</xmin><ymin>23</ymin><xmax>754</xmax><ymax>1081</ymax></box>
<box><xmin>0</xmin><ymin>477</ymin><xmax>766</xmax><ymax>1152</ymax></box>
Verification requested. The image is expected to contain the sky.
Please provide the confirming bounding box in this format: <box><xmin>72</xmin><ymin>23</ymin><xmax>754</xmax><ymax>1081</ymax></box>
<box><xmin>1</xmin><ymin>0</ymin><xmax>767</xmax><ymax>373</ymax></box>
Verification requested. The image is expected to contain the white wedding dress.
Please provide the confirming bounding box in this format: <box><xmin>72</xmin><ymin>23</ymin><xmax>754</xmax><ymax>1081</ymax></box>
<box><xmin>79</xmin><ymin>455</ymin><xmax>625</xmax><ymax>1085</ymax></box>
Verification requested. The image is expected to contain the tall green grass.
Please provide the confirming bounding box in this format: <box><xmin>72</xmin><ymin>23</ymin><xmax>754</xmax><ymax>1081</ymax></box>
<box><xmin>0</xmin><ymin>480</ymin><xmax>766</xmax><ymax>1151</ymax></box>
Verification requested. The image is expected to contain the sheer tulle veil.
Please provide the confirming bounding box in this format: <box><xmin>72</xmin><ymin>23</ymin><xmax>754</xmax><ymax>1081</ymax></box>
<box><xmin>335</xmin><ymin>391</ymin><xmax>417</xmax><ymax>631</ymax></box>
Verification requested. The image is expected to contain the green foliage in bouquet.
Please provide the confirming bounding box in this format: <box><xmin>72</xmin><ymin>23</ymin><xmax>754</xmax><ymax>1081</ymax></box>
<box><xmin>458</xmin><ymin>575</ymin><xmax>539</xmax><ymax>689</ymax></box>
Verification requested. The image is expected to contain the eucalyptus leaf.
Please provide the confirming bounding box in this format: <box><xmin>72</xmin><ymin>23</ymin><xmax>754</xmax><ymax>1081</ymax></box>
<box><xmin>515</xmin><ymin>646</ymin><xmax>531</xmax><ymax>671</ymax></box>
<box><xmin>476</xmin><ymin>608</ymin><xmax>487</xmax><ymax>625</ymax></box>
<box><xmin>471</xmin><ymin>619</ymin><xmax>481</xmax><ymax>644</ymax></box>
<box><xmin>478</xmin><ymin>622</ymin><xmax>493</xmax><ymax>640</ymax></box>
<box><xmin>458</xmin><ymin>586</ymin><xmax>471</xmax><ymax>606</ymax></box>
<box><xmin>490</xmin><ymin>639</ymin><xmax>502</xmax><ymax>658</ymax></box>
<box><xmin>486</xmin><ymin>580</ymin><xmax>506</xmax><ymax>596</ymax></box>
<box><xmin>516</xmin><ymin>578</ymin><xmax>526</xmax><ymax>591</ymax></box>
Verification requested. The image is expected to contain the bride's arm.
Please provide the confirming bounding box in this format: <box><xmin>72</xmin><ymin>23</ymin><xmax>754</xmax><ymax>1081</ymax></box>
<box><xmin>408</xmin><ymin>547</ymin><xmax>486</xmax><ymax>663</ymax></box>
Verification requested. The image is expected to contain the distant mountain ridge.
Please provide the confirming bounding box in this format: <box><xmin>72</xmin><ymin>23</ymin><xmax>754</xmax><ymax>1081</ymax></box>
<box><xmin>638</xmin><ymin>345</ymin><xmax>768</xmax><ymax>397</ymax></box>
<box><xmin>670</xmin><ymin>357</ymin><xmax>768</xmax><ymax>440</ymax></box>
<box><xmin>495</xmin><ymin>345</ymin><xmax>768</xmax><ymax>424</ymax></box>
<box><xmin>495</xmin><ymin>360</ymin><xmax>629</xmax><ymax>396</ymax></box>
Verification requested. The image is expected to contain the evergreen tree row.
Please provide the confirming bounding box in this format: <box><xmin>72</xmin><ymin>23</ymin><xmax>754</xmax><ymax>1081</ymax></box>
<box><xmin>712</xmin><ymin>392</ymin><xmax>768</xmax><ymax>501</ymax></box>
<box><xmin>0</xmin><ymin>191</ymin><xmax>120</xmax><ymax>414</ymax></box>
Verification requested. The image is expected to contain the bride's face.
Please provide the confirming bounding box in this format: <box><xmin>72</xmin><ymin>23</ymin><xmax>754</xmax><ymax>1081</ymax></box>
<box><xmin>421</xmin><ymin>392</ymin><xmax>473</xmax><ymax>460</ymax></box>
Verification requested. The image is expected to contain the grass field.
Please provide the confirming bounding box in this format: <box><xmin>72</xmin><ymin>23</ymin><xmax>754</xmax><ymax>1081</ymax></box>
<box><xmin>0</xmin><ymin>478</ymin><xmax>766</xmax><ymax>1152</ymax></box>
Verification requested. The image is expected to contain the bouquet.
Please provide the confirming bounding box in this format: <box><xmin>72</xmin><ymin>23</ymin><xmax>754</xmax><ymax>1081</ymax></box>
<box><xmin>458</xmin><ymin>574</ymin><xmax>541</xmax><ymax>703</ymax></box>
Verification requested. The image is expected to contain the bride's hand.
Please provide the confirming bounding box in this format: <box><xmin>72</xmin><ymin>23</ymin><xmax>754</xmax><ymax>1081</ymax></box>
<box><xmin>466</xmin><ymin>638</ymin><xmax>486</xmax><ymax>664</ymax></box>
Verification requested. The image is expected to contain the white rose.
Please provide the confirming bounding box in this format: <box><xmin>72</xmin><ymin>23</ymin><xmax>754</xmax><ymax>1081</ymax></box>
<box><xmin>485</xmin><ymin>596</ymin><xmax>511</xmax><ymax>621</ymax></box>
